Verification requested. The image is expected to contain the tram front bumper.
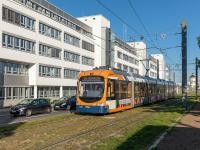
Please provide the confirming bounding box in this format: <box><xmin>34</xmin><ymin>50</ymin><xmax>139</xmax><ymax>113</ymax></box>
<box><xmin>76</xmin><ymin>105</ymin><xmax>108</xmax><ymax>114</ymax></box>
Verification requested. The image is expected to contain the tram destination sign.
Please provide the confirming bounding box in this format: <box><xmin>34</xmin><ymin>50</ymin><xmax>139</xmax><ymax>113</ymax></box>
<box><xmin>80</xmin><ymin>76</ymin><xmax>103</xmax><ymax>82</ymax></box>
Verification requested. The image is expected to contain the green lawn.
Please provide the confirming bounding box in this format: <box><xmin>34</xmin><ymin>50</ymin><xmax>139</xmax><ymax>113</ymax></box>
<box><xmin>0</xmin><ymin>97</ymin><xmax>197</xmax><ymax>150</ymax></box>
<box><xmin>93</xmin><ymin>97</ymin><xmax>197</xmax><ymax>150</ymax></box>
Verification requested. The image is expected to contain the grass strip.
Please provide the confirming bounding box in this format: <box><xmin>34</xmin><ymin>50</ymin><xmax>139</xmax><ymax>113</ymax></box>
<box><xmin>93</xmin><ymin>98</ymin><xmax>196</xmax><ymax>150</ymax></box>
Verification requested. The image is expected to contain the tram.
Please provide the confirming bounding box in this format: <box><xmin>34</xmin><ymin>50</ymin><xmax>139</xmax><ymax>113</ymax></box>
<box><xmin>76</xmin><ymin>67</ymin><xmax>175</xmax><ymax>114</ymax></box>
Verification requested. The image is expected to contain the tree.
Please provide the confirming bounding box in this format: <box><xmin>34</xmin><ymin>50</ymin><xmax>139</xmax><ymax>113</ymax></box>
<box><xmin>197</xmin><ymin>36</ymin><xmax>200</xmax><ymax>48</ymax></box>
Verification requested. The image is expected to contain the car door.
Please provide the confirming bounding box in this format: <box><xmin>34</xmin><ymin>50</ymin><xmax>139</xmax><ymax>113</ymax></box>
<box><xmin>39</xmin><ymin>99</ymin><xmax>47</xmax><ymax>113</ymax></box>
<box><xmin>31</xmin><ymin>99</ymin><xmax>40</xmax><ymax>114</ymax></box>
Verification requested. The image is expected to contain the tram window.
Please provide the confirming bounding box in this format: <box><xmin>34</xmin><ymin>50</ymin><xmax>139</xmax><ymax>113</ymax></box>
<box><xmin>140</xmin><ymin>83</ymin><xmax>145</xmax><ymax>97</ymax></box>
<box><xmin>121</xmin><ymin>81</ymin><xmax>127</xmax><ymax>99</ymax></box>
<box><xmin>115</xmin><ymin>80</ymin><xmax>132</xmax><ymax>99</ymax></box>
<box><xmin>107</xmin><ymin>79</ymin><xmax>115</xmax><ymax>100</ymax></box>
<box><xmin>134</xmin><ymin>82</ymin><xmax>140</xmax><ymax>97</ymax></box>
<box><xmin>127</xmin><ymin>82</ymin><xmax>132</xmax><ymax>98</ymax></box>
<box><xmin>114</xmin><ymin>80</ymin><xmax>120</xmax><ymax>99</ymax></box>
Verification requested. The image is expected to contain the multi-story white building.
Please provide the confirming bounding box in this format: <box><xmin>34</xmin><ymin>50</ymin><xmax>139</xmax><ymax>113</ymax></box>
<box><xmin>79</xmin><ymin>15</ymin><xmax>140</xmax><ymax>75</ymax></box>
<box><xmin>148</xmin><ymin>55</ymin><xmax>158</xmax><ymax>79</ymax></box>
<box><xmin>128</xmin><ymin>42</ymin><xmax>147</xmax><ymax>76</ymax></box>
<box><xmin>151</xmin><ymin>54</ymin><xmax>165</xmax><ymax>80</ymax></box>
<box><xmin>0</xmin><ymin>0</ymin><xmax>96</xmax><ymax>107</ymax></box>
<box><xmin>165</xmin><ymin>66</ymin><xmax>170</xmax><ymax>81</ymax></box>
<box><xmin>0</xmin><ymin>1</ymin><xmax>170</xmax><ymax>107</ymax></box>
<box><xmin>78</xmin><ymin>15</ymin><xmax>110</xmax><ymax>67</ymax></box>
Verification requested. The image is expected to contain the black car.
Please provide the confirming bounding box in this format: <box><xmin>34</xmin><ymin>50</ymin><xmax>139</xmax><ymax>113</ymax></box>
<box><xmin>10</xmin><ymin>98</ymin><xmax>52</xmax><ymax>117</ymax></box>
<box><xmin>54</xmin><ymin>96</ymin><xmax>76</xmax><ymax>111</ymax></box>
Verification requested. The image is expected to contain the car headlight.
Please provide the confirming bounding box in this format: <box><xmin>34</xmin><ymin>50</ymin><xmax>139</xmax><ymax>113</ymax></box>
<box><xmin>19</xmin><ymin>107</ymin><xmax>26</xmax><ymax>111</ymax></box>
<box><xmin>61</xmin><ymin>103</ymin><xmax>66</xmax><ymax>107</ymax></box>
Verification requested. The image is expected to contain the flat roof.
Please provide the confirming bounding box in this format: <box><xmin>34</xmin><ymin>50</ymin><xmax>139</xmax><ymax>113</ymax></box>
<box><xmin>32</xmin><ymin>0</ymin><xmax>92</xmax><ymax>32</ymax></box>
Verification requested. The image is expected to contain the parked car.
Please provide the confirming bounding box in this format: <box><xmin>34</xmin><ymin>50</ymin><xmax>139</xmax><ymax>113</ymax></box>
<box><xmin>10</xmin><ymin>98</ymin><xmax>52</xmax><ymax>117</ymax></box>
<box><xmin>51</xmin><ymin>97</ymin><xmax>67</xmax><ymax>106</ymax></box>
<box><xmin>54</xmin><ymin>96</ymin><xmax>76</xmax><ymax>111</ymax></box>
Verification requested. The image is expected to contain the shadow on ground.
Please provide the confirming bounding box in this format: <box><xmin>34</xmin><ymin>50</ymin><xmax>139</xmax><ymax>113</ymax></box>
<box><xmin>0</xmin><ymin>107</ymin><xmax>24</xmax><ymax>140</ymax></box>
<box><xmin>0</xmin><ymin>122</ymin><xmax>24</xmax><ymax>140</ymax></box>
<box><xmin>116</xmin><ymin>125</ymin><xmax>168</xmax><ymax>150</ymax></box>
<box><xmin>116</xmin><ymin>125</ymin><xmax>200</xmax><ymax>150</ymax></box>
<box><xmin>143</xmin><ymin>96</ymin><xmax>198</xmax><ymax>114</ymax></box>
<box><xmin>117</xmin><ymin>99</ymin><xmax>200</xmax><ymax>150</ymax></box>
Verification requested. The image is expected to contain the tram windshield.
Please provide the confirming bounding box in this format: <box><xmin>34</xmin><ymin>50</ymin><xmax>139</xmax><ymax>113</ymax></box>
<box><xmin>78</xmin><ymin>76</ymin><xmax>104</xmax><ymax>102</ymax></box>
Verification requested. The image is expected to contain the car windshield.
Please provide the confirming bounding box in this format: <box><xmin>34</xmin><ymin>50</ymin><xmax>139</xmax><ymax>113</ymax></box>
<box><xmin>59</xmin><ymin>97</ymin><xmax>67</xmax><ymax>101</ymax></box>
<box><xmin>18</xmin><ymin>99</ymin><xmax>33</xmax><ymax>105</ymax></box>
<box><xmin>78</xmin><ymin>76</ymin><xmax>104</xmax><ymax>102</ymax></box>
<box><xmin>58</xmin><ymin>97</ymin><xmax>67</xmax><ymax>103</ymax></box>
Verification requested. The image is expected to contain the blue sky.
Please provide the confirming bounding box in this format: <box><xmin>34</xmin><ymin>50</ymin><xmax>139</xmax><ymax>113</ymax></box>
<box><xmin>48</xmin><ymin>0</ymin><xmax>200</xmax><ymax>83</ymax></box>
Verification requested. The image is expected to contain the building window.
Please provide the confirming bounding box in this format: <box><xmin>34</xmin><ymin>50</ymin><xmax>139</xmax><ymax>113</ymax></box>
<box><xmin>64</xmin><ymin>51</ymin><xmax>80</xmax><ymax>63</ymax></box>
<box><xmin>0</xmin><ymin>88</ymin><xmax>4</xmax><ymax>98</ymax></box>
<box><xmin>39</xmin><ymin>44</ymin><xmax>61</xmax><ymax>59</ymax></box>
<box><xmin>129</xmin><ymin>56</ymin><xmax>135</xmax><ymax>64</ymax></box>
<box><xmin>3</xmin><ymin>62</ymin><xmax>28</xmax><ymax>75</ymax></box>
<box><xmin>39</xmin><ymin>22</ymin><xmax>61</xmax><ymax>40</ymax></box>
<box><xmin>135</xmin><ymin>60</ymin><xmax>139</xmax><ymax>66</ymax></box>
<box><xmin>123</xmin><ymin>54</ymin><xmax>129</xmax><ymax>61</ymax></box>
<box><xmin>7</xmin><ymin>35</ymin><xmax>13</xmax><ymax>48</ymax></box>
<box><xmin>14</xmin><ymin>0</ymin><xmax>93</xmax><ymax>38</ymax></box>
<box><xmin>64</xmin><ymin>32</ymin><xmax>80</xmax><ymax>47</ymax></box>
<box><xmin>20</xmin><ymin>15</ymin><xmax>26</xmax><ymax>27</ymax></box>
<box><xmin>82</xmin><ymin>56</ymin><xmax>94</xmax><ymax>66</ymax></box>
<box><xmin>39</xmin><ymin>65</ymin><xmax>61</xmax><ymax>78</ymax></box>
<box><xmin>117</xmin><ymin>51</ymin><xmax>123</xmax><ymax>59</ymax></box>
<box><xmin>117</xmin><ymin>63</ymin><xmax>122</xmax><ymax>69</ymax></box>
<box><xmin>0</xmin><ymin>62</ymin><xmax>4</xmax><ymax>74</ymax></box>
<box><xmin>2</xmin><ymin>33</ymin><xmax>6</xmax><ymax>47</ymax></box>
<box><xmin>21</xmin><ymin>39</ymin><xmax>26</xmax><ymax>50</ymax></box>
<box><xmin>129</xmin><ymin>67</ymin><xmax>134</xmax><ymax>73</ymax></box>
<box><xmin>14</xmin><ymin>37</ymin><xmax>20</xmax><ymax>49</ymax></box>
<box><xmin>2</xmin><ymin>7</ymin><xmax>35</xmax><ymax>31</ymax></box>
<box><xmin>64</xmin><ymin>68</ymin><xmax>80</xmax><ymax>79</ymax></box>
<box><xmin>38</xmin><ymin>87</ymin><xmax>60</xmax><ymax>98</ymax></box>
<box><xmin>134</xmin><ymin>68</ymin><xmax>139</xmax><ymax>74</ymax></box>
<box><xmin>82</xmin><ymin>40</ymin><xmax>94</xmax><ymax>52</ymax></box>
<box><xmin>123</xmin><ymin>65</ymin><xmax>128</xmax><ymax>72</ymax></box>
<box><xmin>2</xmin><ymin>33</ymin><xmax>35</xmax><ymax>53</ymax></box>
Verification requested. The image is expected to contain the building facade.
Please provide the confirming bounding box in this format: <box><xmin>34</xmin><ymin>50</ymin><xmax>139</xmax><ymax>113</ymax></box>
<box><xmin>79</xmin><ymin>15</ymin><xmax>140</xmax><ymax>76</ymax></box>
<box><xmin>151</xmin><ymin>54</ymin><xmax>165</xmax><ymax>80</ymax></box>
<box><xmin>148</xmin><ymin>55</ymin><xmax>158</xmax><ymax>78</ymax></box>
<box><xmin>0</xmin><ymin>1</ymin><xmax>170</xmax><ymax>107</ymax></box>
<box><xmin>0</xmin><ymin>0</ymin><xmax>96</xmax><ymax>107</ymax></box>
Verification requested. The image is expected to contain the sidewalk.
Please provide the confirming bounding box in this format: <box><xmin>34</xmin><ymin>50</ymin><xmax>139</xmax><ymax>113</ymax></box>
<box><xmin>157</xmin><ymin>102</ymin><xmax>200</xmax><ymax>150</ymax></box>
<box><xmin>0</xmin><ymin>107</ymin><xmax>10</xmax><ymax>116</ymax></box>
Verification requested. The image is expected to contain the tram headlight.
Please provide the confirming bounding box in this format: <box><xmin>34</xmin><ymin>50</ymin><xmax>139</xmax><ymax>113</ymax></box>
<box><xmin>98</xmin><ymin>103</ymin><xmax>104</xmax><ymax>106</ymax></box>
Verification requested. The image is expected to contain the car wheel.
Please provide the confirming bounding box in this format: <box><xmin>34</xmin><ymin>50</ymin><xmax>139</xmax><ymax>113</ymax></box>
<box><xmin>46</xmin><ymin>107</ymin><xmax>51</xmax><ymax>113</ymax></box>
<box><xmin>26</xmin><ymin>109</ymin><xmax>32</xmax><ymax>117</ymax></box>
<box><xmin>66</xmin><ymin>105</ymin><xmax>71</xmax><ymax>111</ymax></box>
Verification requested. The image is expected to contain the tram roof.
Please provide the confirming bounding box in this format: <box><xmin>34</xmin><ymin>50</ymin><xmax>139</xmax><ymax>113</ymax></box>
<box><xmin>79</xmin><ymin>66</ymin><xmax>175</xmax><ymax>84</ymax></box>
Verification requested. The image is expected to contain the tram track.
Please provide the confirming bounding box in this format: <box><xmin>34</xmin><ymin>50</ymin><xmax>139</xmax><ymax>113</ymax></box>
<box><xmin>40</xmin><ymin>99</ymin><xmax>181</xmax><ymax>150</ymax></box>
<box><xmin>0</xmin><ymin>99</ymin><xmax>182</xmax><ymax>150</ymax></box>
<box><xmin>40</xmin><ymin>112</ymin><xmax>153</xmax><ymax>150</ymax></box>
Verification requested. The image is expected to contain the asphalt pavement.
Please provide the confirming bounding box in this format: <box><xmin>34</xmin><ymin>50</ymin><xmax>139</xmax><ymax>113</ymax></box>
<box><xmin>0</xmin><ymin>108</ymin><xmax>69</xmax><ymax>126</ymax></box>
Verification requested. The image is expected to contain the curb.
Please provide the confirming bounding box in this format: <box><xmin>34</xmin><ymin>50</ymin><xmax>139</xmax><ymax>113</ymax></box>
<box><xmin>148</xmin><ymin>117</ymin><xmax>181</xmax><ymax>150</ymax></box>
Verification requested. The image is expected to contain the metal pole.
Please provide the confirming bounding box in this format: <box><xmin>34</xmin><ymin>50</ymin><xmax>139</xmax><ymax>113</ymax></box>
<box><xmin>173</xmin><ymin>72</ymin><xmax>175</xmax><ymax>82</ymax></box>
<box><xmin>181</xmin><ymin>20</ymin><xmax>187</xmax><ymax>109</ymax></box>
<box><xmin>196</xmin><ymin>57</ymin><xmax>198</xmax><ymax>98</ymax></box>
<box><xmin>157</xmin><ymin>59</ymin><xmax>159</xmax><ymax>79</ymax></box>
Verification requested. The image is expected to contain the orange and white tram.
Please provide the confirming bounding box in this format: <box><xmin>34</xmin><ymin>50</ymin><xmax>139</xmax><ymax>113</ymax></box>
<box><xmin>76</xmin><ymin>67</ymin><xmax>175</xmax><ymax>114</ymax></box>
